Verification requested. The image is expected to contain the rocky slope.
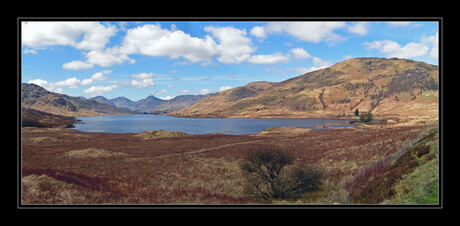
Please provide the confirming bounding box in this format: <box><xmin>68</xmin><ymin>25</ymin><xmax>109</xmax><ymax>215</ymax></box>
<box><xmin>169</xmin><ymin>58</ymin><xmax>439</xmax><ymax>125</ymax></box>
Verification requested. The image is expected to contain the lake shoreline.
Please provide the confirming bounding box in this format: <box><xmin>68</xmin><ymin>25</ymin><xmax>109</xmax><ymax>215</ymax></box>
<box><xmin>72</xmin><ymin>114</ymin><xmax>356</xmax><ymax>135</ymax></box>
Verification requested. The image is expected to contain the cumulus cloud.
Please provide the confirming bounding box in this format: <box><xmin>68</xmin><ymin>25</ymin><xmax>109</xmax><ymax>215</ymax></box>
<box><xmin>204</xmin><ymin>26</ymin><xmax>255</xmax><ymax>64</ymax></box>
<box><xmin>62</xmin><ymin>60</ymin><xmax>94</xmax><ymax>70</ymax></box>
<box><xmin>131</xmin><ymin>78</ymin><xmax>154</xmax><ymax>88</ymax></box>
<box><xmin>54</xmin><ymin>77</ymin><xmax>81</xmax><ymax>88</ymax></box>
<box><xmin>249</xmin><ymin>26</ymin><xmax>266</xmax><ymax>38</ymax></box>
<box><xmin>248</xmin><ymin>53</ymin><xmax>290</xmax><ymax>64</ymax></box>
<box><xmin>421</xmin><ymin>32</ymin><xmax>439</xmax><ymax>59</ymax></box>
<box><xmin>364</xmin><ymin>40</ymin><xmax>429</xmax><ymax>59</ymax></box>
<box><xmin>252</xmin><ymin>22</ymin><xmax>346</xmax><ymax>43</ymax></box>
<box><xmin>22</xmin><ymin>22</ymin><xmax>117</xmax><ymax>51</ymax></box>
<box><xmin>29</xmin><ymin>79</ymin><xmax>55</xmax><ymax>91</ymax></box>
<box><xmin>348</xmin><ymin>22</ymin><xmax>370</xmax><ymax>35</ymax></box>
<box><xmin>290</xmin><ymin>48</ymin><xmax>311</xmax><ymax>59</ymax></box>
<box><xmin>119</xmin><ymin>24</ymin><xmax>218</xmax><ymax>64</ymax></box>
<box><xmin>218</xmin><ymin>86</ymin><xmax>232</xmax><ymax>92</ymax></box>
<box><xmin>80</xmin><ymin>78</ymin><xmax>93</xmax><ymax>85</ymax></box>
<box><xmin>92</xmin><ymin>70</ymin><xmax>111</xmax><ymax>80</ymax></box>
<box><xmin>78</xmin><ymin>71</ymin><xmax>111</xmax><ymax>86</ymax></box>
<box><xmin>83</xmin><ymin>85</ymin><xmax>118</xmax><ymax>96</ymax></box>
<box><xmin>28</xmin><ymin>78</ymin><xmax>81</xmax><ymax>93</ymax></box>
<box><xmin>85</xmin><ymin>48</ymin><xmax>135</xmax><ymax>67</ymax></box>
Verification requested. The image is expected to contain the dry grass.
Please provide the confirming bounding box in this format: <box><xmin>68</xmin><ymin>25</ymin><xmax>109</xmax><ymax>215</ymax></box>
<box><xmin>134</xmin><ymin>130</ymin><xmax>190</xmax><ymax>140</ymax></box>
<box><xmin>62</xmin><ymin>148</ymin><xmax>128</xmax><ymax>159</ymax></box>
<box><xmin>21</xmin><ymin>124</ymin><xmax>424</xmax><ymax>204</ymax></box>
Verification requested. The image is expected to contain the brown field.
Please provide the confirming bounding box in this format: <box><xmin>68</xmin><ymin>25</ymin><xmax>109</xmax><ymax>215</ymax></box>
<box><xmin>20</xmin><ymin>124</ymin><xmax>424</xmax><ymax>204</ymax></box>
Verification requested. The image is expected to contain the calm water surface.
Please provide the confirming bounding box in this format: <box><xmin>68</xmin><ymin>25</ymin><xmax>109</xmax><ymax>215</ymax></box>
<box><xmin>73</xmin><ymin>114</ymin><xmax>353</xmax><ymax>135</ymax></box>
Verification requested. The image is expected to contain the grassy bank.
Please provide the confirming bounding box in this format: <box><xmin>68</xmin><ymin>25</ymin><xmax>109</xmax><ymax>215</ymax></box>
<box><xmin>347</xmin><ymin>126</ymin><xmax>439</xmax><ymax>204</ymax></box>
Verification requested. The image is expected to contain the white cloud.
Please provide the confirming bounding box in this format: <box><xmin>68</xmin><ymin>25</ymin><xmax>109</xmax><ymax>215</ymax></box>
<box><xmin>421</xmin><ymin>32</ymin><xmax>438</xmax><ymax>59</ymax></box>
<box><xmin>85</xmin><ymin>48</ymin><xmax>135</xmax><ymax>67</ymax></box>
<box><xmin>348</xmin><ymin>22</ymin><xmax>369</xmax><ymax>35</ymax></box>
<box><xmin>290</xmin><ymin>48</ymin><xmax>311</xmax><ymax>59</ymax></box>
<box><xmin>22</xmin><ymin>22</ymin><xmax>117</xmax><ymax>51</ymax></box>
<box><xmin>28</xmin><ymin>79</ymin><xmax>55</xmax><ymax>91</ymax></box>
<box><xmin>78</xmin><ymin>71</ymin><xmax>111</xmax><ymax>86</ymax></box>
<box><xmin>199</xmin><ymin>88</ymin><xmax>211</xmax><ymax>95</ymax></box>
<box><xmin>29</xmin><ymin>78</ymin><xmax>79</xmax><ymax>93</ymax></box>
<box><xmin>159</xmin><ymin>96</ymin><xmax>175</xmax><ymax>100</ymax></box>
<box><xmin>131</xmin><ymin>78</ymin><xmax>154</xmax><ymax>88</ymax></box>
<box><xmin>364</xmin><ymin>40</ymin><xmax>429</xmax><ymax>59</ymax></box>
<box><xmin>91</xmin><ymin>70</ymin><xmax>111</xmax><ymax>80</ymax></box>
<box><xmin>62</xmin><ymin>60</ymin><xmax>94</xmax><ymax>70</ymax></box>
<box><xmin>248</xmin><ymin>53</ymin><xmax>290</xmax><ymax>64</ymax></box>
<box><xmin>131</xmin><ymin>72</ymin><xmax>155</xmax><ymax>79</ymax></box>
<box><xmin>179</xmin><ymin>89</ymin><xmax>189</xmax><ymax>94</ymax></box>
<box><xmin>83</xmin><ymin>85</ymin><xmax>118</xmax><ymax>96</ymax></box>
<box><xmin>218</xmin><ymin>86</ymin><xmax>232</xmax><ymax>92</ymax></box>
<box><xmin>257</xmin><ymin>22</ymin><xmax>347</xmax><ymax>43</ymax></box>
<box><xmin>250</xmin><ymin>26</ymin><xmax>266</xmax><ymax>38</ymax></box>
<box><xmin>204</xmin><ymin>26</ymin><xmax>255</xmax><ymax>64</ymax></box>
<box><xmin>80</xmin><ymin>78</ymin><xmax>94</xmax><ymax>85</ymax></box>
<box><xmin>119</xmin><ymin>24</ymin><xmax>218</xmax><ymax>64</ymax></box>
<box><xmin>54</xmin><ymin>77</ymin><xmax>81</xmax><ymax>88</ymax></box>
<box><xmin>154</xmin><ymin>89</ymin><xmax>168</xmax><ymax>95</ymax></box>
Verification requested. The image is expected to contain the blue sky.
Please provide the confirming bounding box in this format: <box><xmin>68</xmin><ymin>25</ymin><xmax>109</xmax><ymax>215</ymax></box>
<box><xmin>21</xmin><ymin>21</ymin><xmax>439</xmax><ymax>101</ymax></box>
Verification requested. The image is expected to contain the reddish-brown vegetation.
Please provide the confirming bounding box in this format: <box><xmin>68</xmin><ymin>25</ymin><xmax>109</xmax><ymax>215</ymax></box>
<box><xmin>21</xmin><ymin>125</ymin><xmax>423</xmax><ymax>204</ymax></box>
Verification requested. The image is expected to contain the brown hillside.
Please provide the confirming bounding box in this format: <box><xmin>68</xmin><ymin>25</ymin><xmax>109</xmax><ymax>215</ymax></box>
<box><xmin>21</xmin><ymin>107</ymin><xmax>79</xmax><ymax>128</ymax></box>
<box><xmin>169</xmin><ymin>58</ymin><xmax>438</xmax><ymax>125</ymax></box>
<box><xmin>21</xmin><ymin>83</ymin><xmax>135</xmax><ymax>116</ymax></box>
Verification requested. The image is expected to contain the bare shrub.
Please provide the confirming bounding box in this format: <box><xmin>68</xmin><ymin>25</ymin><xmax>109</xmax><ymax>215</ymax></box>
<box><xmin>240</xmin><ymin>146</ymin><xmax>324</xmax><ymax>201</ymax></box>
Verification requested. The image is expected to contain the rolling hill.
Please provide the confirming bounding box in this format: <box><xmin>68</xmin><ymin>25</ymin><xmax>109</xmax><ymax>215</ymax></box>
<box><xmin>169</xmin><ymin>58</ymin><xmax>439</xmax><ymax>125</ymax></box>
<box><xmin>21</xmin><ymin>107</ymin><xmax>80</xmax><ymax>128</ymax></box>
<box><xmin>21</xmin><ymin>83</ymin><xmax>136</xmax><ymax>116</ymax></box>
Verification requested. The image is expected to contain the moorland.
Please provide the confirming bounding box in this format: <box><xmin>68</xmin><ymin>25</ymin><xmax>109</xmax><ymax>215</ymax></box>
<box><xmin>20</xmin><ymin>57</ymin><xmax>440</xmax><ymax>205</ymax></box>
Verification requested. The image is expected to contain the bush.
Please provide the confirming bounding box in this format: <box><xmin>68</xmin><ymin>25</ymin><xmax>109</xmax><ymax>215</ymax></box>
<box><xmin>240</xmin><ymin>146</ymin><xmax>324</xmax><ymax>201</ymax></box>
<box><xmin>360</xmin><ymin>111</ymin><xmax>373</xmax><ymax>123</ymax></box>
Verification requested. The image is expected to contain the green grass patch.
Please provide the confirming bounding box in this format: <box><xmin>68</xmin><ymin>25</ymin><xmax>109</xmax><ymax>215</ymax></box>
<box><xmin>349</xmin><ymin>126</ymin><xmax>439</xmax><ymax>204</ymax></box>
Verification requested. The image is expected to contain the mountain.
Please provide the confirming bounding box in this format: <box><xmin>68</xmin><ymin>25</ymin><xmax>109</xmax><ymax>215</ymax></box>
<box><xmin>169</xmin><ymin>58</ymin><xmax>439</xmax><ymax>124</ymax></box>
<box><xmin>21</xmin><ymin>83</ymin><xmax>136</xmax><ymax>116</ymax></box>
<box><xmin>91</xmin><ymin>94</ymin><xmax>209</xmax><ymax>114</ymax></box>
<box><xmin>132</xmin><ymin>95</ymin><xmax>165</xmax><ymax>112</ymax></box>
<box><xmin>108</xmin><ymin>96</ymin><xmax>134</xmax><ymax>110</ymax></box>
<box><xmin>89</xmin><ymin>96</ymin><xmax>114</xmax><ymax>106</ymax></box>
<box><xmin>149</xmin><ymin>94</ymin><xmax>211</xmax><ymax>114</ymax></box>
